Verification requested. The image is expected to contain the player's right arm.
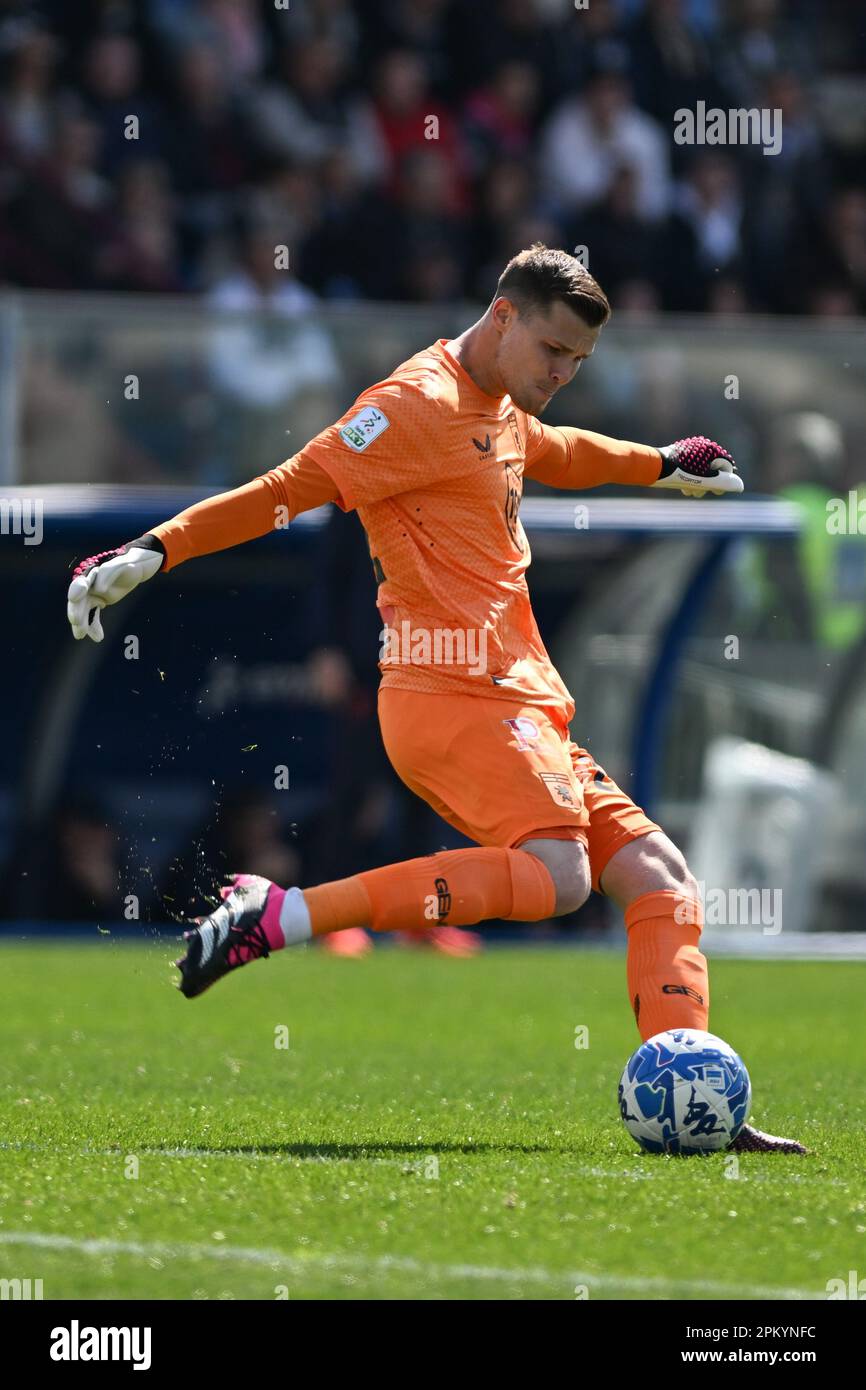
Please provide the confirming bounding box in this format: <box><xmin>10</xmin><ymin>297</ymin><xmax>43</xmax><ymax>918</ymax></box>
<box><xmin>66</xmin><ymin>454</ymin><xmax>341</xmax><ymax>642</ymax></box>
<box><xmin>67</xmin><ymin>382</ymin><xmax>432</xmax><ymax>642</ymax></box>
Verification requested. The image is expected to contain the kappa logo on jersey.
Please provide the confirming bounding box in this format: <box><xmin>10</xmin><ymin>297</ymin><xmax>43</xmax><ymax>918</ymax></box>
<box><xmin>539</xmin><ymin>772</ymin><xmax>576</xmax><ymax>806</ymax></box>
<box><xmin>339</xmin><ymin>405</ymin><xmax>390</xmax><ymax>452</ymax></box>
<box><xmin>503</xmin><ymin>716</ymin><xmax>539</xmax><ymax>750</ymax></box>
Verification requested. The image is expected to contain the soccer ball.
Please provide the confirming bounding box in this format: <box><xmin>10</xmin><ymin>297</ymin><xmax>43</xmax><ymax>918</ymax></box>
<box><xmin>618</xmin><ymin>1028</ymin><xmax>751</xmax><ymax>1154</ymax></box>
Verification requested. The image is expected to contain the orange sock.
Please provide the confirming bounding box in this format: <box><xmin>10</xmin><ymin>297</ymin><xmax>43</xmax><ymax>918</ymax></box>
<box><xmin>304</xmin><ymin>847</ymin><xmax>556</xmax><ymax>936</ymax></box>
<box><xmin>625</xmin><ymin>889</ymin><xmax>709</xmax><ymax>1040</ymax></box>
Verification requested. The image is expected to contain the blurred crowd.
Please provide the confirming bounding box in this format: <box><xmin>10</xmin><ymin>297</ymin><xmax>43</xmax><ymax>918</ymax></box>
<box><xmin>2</xmin><ymin>2</ymin><xmax>865</xmax><ymax>934</ymax></box>
<box><xmin>0</xmin><ymin>0</ymin><xmax>864</xmax><ymax>314</ymax></box>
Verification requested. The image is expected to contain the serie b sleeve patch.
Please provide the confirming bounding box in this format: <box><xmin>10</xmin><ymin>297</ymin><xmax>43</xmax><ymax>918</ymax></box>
<box><xmin>339</xmin><ymin>405</ymin><xmax>390</xmax><ymax>452</ymax></box>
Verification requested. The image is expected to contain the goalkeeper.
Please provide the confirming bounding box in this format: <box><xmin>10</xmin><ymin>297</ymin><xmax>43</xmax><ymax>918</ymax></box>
<box><xmin>67</xmin><ymin>244</ymin><xmax>803</xmax><ymax>1154</ymax></box>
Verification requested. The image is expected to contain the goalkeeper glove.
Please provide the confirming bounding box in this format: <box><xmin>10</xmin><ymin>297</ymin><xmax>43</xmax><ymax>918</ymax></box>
<box><xmin>652</xmin><ymin>436</ymin><xmax>743</xmax><ymax>498</ymax></box>
<box><xmin>67</xmin><ymin>534</ymin><xmax>166</xmax><ymax>642</ymax></box>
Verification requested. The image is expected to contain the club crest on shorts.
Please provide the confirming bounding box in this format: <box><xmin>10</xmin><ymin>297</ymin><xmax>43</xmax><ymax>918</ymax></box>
<box><xmin>502</xmin><ymin>716</ymin><xmax>539</xmax><ymax>750</ymax></box>
<box><xmin>539</xmin><ymin>772</ymin><xmax>576</xmax><ymax>806</ymax></box>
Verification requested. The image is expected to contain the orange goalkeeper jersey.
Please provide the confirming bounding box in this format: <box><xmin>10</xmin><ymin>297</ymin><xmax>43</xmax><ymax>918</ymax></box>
<box><xmin>152</xmin><ymin>338</ymin><xmax>661</xmax><ymax>720</ymax></box>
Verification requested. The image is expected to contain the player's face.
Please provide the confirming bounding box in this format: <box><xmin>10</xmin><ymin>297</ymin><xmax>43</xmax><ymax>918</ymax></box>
<box><xmin>493</xmin><ymin>298</ymin><xmax>602</xmax><ymax>415</ymax></box>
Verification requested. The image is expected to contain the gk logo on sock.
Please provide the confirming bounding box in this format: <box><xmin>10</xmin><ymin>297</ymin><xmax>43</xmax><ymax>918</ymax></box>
<box><xmin>434</xmin><ymin>877</ymin><xmax>451</xmax><ymax>922</ymax></box>
<box><xmin>425</xmin><ymin>877</ymin><xmax>452</xmax><ymax>922</ymax></box>
<box><xmin>662</xmin><ymin>983</ymin><xmax>705</xmax><ymax>1005</ymax></box>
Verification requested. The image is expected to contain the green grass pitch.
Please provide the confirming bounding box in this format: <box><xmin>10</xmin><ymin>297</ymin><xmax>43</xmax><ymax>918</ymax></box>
<box><xmin>1</xmin><ymin>940</ymin><xmax>864</xmax><ymax>1301</ymax></box>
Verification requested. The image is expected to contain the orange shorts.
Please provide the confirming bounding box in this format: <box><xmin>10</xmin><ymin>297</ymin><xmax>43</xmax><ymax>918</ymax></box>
<box><xmin>378</xmin><ymin>688</ymin><xmax>661</xmax><ymax>895</ymax></box>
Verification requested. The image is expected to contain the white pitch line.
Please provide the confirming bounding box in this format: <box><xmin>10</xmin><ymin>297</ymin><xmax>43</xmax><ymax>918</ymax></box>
<box><xmin>0</xmin><ymin>1231</ymin><xmax>820</xmax><ymax>1300</ymax></box>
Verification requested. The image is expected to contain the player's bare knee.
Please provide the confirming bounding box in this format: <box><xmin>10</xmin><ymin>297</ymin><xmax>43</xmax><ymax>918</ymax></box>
<box><xmin>552</xmin><ymin>855</ymin><xmax>591</xmax><ymax>915</ymax></box>
<box><xmin>678</xmin><ymin>863</ymin><xmax>700</xmax><ymax>900</ymax></box>
<box><xmin>519</xmin><ymin>838</ymin><xmax>591</xmax><ymax>916</ymax></box>
<box><xmin>658</xmin><ymin>839</ymin><xmax>698</xmax><ymax>898</ymax></box>
<box><xmin>642</xmin><ymin>834</ymin><xmax>697</xmax><ymax>897</ymax></box>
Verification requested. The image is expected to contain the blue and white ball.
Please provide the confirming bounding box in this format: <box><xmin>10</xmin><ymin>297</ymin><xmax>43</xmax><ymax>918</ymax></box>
<box><xmin>618</xmin><ymin>1029</ymin><xmax>751</xmax><ymax>1154</ymax></box>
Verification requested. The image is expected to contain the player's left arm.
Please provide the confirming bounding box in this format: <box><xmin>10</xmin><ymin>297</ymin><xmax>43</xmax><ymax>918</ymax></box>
<box><xmin>524</xmin><ymin>422</ymin><xmax>743</xmax><ymax>498</ymax></box>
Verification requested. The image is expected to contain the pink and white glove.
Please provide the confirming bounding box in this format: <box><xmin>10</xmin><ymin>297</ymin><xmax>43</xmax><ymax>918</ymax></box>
<box><xmin>652</xmin><ymin>436</ymin><xmax>744</xmax><ymax>498</ymax></box>
<box><xmin>67</xmin><ymin>534</ymin><xmax>165</xmax><ymax>642</ymax></box>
